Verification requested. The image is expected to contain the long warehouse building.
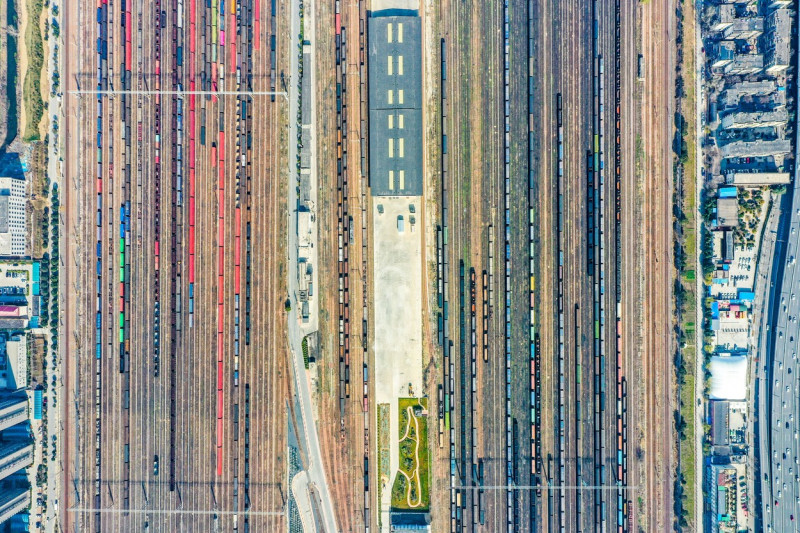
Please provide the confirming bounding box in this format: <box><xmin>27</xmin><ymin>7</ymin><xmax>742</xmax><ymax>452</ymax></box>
<box><xmin>368</xmin><ymin>12</ymin><xmax>423</xmax><ymax>197</ymax></box>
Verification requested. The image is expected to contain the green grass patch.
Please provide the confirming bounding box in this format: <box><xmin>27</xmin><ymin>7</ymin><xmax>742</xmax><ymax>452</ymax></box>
<box><xmin>678</xmin><ymin>344</ymin><xmax>697</xmax><ymax>524</ymax></box>
<box><xmin>377</xmin><ymin>403</ymin><xmax>390</xmax><ymax>530</ymax></box>
<box><xmin>23</xmin><ymin>0</ymin><xmax>46</xmax><ymax>142</ymax></box>
<box><xmin>301</xmin><ymin>335</ymin><xmax>309</xmax><ymax>368</ymax></box>
<box><xmin>391</xmin><ymin>397</ymin><xmax>430</xmax><ymax>511</ymax></box>
<box><xmin>675</xmin><ymin>2</ymin><xmax>698</xmax><ymax>527</ymax></box>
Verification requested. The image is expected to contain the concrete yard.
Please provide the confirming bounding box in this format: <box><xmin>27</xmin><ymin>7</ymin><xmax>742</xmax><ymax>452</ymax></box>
<box><xmin>373</xmin><ymin>197</ymin><xmax>424</xmax><ymax>406</ymax></box>
<box><xmin>372</xmin><ymin>196</ymin><xmax>423</xmax><ymax>529</ymax></box>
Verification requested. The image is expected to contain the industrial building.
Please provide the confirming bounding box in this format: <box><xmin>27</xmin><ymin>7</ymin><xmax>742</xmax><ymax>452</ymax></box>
<box><xmin>0</xmin><ymin>178</ymin><xmax>27</xmax><ymax>258</ymax></box>
<box><xmin>707</xmin><ymin>463</ymin><xmax>748</xmax><ymax>533</ymax></box>
<box><xmin>763</xmin><ymin>7</ymin><xmax>791</xmax><ymax>74</ymax></box>
<box><xmin>368</xmin><ymin>13</ymin><xmax>423</xmax><ymax>197</ymax></box>
<box><xmin>722</xmin><ymin>230</ymin><xmax>735</xmax><ymax>263</ymax></box>
<box><xmin>725</xmin><ymin>171</ymin><xmax>791</xmax><ymax>186</ymax></box>
<box><xmin>709</xmin><ymin>356</ymin><xmax>748</xmax><ymax>401</ymax></box>
<box><xmin>711</xmin><ymin>401</ymin><xmax>730</xmax><ymax>447</ymax></box>
<box><xmin>716</xmin><ymin>197</ymin><xmax>739</xmax><ymax>229</ymax></box>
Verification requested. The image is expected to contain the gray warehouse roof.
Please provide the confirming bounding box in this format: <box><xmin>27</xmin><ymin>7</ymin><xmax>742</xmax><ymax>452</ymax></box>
<box><xmin>726</xmin><ymin>171</ymin><xmax>791</xmax><ymax>186</ymax></box>
<box><xmin>368</xmin><ymin>15</ymin><xmax>423</xmax><ymax>197</ymax></box>
<box><xmin>717</xmin><ymin>198</ymin><xmax>739</xmax><ymax>228</ymax></box>
<box><xmin>711</xmin><ymin>401</ymin><xmax>730</xmax><ymax>446</ymax></box>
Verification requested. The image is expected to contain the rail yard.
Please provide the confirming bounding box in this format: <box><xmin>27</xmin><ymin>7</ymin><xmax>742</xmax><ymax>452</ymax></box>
<box><xmin>63</xmin><ymin>0</ymin><xmax>288</xmax><ymax>530</ymax></box>
<box><xmin>426</xmin><ymin>0</ymin><xmax>676</xmax><ymax>531</ymax></box>
<box><xmin>55</xmin><ymin>0</ymin><xmax>682</xmax><ymax>531</ymax></box>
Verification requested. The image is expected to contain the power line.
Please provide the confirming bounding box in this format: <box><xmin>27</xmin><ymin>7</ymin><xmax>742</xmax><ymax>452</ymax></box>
<box><xmin>67</xmin><ymin>89</ymin><xmax>287</xmax><ymax>99</ymax></box>
<box><xmin>68</xmin><ymin>508</ymin><xmax>285</xmax><ymax>516</ymax></box>
<box><xmin>449</xmin><ymin>485</ymin><xmax>638</xmax><ymax>491</ymax></box>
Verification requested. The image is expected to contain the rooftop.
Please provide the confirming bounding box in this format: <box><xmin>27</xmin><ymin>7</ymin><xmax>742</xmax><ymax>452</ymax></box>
<box><xmin>719</xmin><ymin>138</ymin><xmax>791</xmax><ymax>159</ymax></box>
<box><xmin>711</xmin><ymin>401</ymin><xmax>730</xmax><ymax>446</ymax></box>
<box><xmin>720</xmin><ymin>107</ymin><xmax>788</xmax><ymax>129</ymax></box>
<box><xmin>716</xmin><ymin>197</ymin><xmax>739</xmax><ymax>228</ymax></box>
<box><xmin>720</xmin><ymin>80</ymin><xmax>777</xmax><ymax>108</ymax></box>
<box><xmin>368</xmin><ymin>15</ymin><xmax>423</xmax><ymax>197</ymax></box>
<box><xmin>722</xmin><ymin>16</ymin><xmax>764</xmax><ymax>40</ymax></box>
<box><xmin>709</xmin><ymin>355</ymin><xmax>748</xmax><ymax>401</ymax></box>
<box><xmin>764</xmin><ymin>8</ymin><xmax>791</xmax><ymax>72</ymax></box>
<box><xmin>722</xmin><ymin>53</ymin><xmax>763</xmax><ymax>75</ymax></box>
<box><xmin>726</xmin><ymin>171</ymin><xmax>791</xmax><ymax>186</ymax></box>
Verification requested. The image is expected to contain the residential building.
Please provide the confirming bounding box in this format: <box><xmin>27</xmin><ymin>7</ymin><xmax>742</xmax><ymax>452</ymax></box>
<box><xmin>0</xmin><ymin>397</ymin><xmax>26</xmax><ymax>434</ymax></box>
<box><xmin>722</xmin><ymin>17</ymin><xmax>763</xmax><ymax>40</ymax></box>
<box><xmin>720</xmin><ymin>107</ymin><xmax>788</xmax><ymax>129</ymax></box>
<box><xmin>0</xmin><ymin>484</ymin><xmax>29</xmax><ymax>525</ymax></box>
<box><xmin>719</xmin><ymin>80</ymin><xmax>776</xmax><ymax>108</ymax></box>
<box><xmin>0</xmin><ymin>442</ymin><xmax>32</xmax><ymax>483</ymax></box>
<box><xmin>719</xmin><ymin>138</ymin><xmax>791</xmax><ymax>159</ymax></box>
<box><xmin>722</xmin><ymin>54</ymin><xmax>763</xmax><ymax>76</ymax></box>
<box><xmin>712</xmin><ymin>41</ymin><xmax>736</xmax><ymax>68</ymax></box>
<box><xmin>763</xmin><ymin>8</ymin><xmax>791</xmax><ymax>74</ymax></box>
<box><xmin>708</xmin><ymin>4</ymin><xmax>736</xmax><ymax>33</ymax></box>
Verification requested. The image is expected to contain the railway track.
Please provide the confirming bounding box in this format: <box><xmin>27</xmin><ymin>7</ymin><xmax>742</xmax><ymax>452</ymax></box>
<box><xmin>73</xmin><ymin>0</ymin><xmax>282</xmax><ymax>528</ymax></box>
<box><xmin>501</xmin><ymin>1</ymin><xmax>513</xmax><ymax>529</ymax></box>
<box><xmin>526</xmin><ymin>4</ymin><xmax>541</xmax><ymax>530</ymax></box>
<box><xmin>435</xmin><ymin>36</ymin><xmax>457</xmax><ymax>532</ymax></box>
<box><xmin>335</xmin><ymin>2</ymin><xmax>352</xmax><ymax>416</ymax></box>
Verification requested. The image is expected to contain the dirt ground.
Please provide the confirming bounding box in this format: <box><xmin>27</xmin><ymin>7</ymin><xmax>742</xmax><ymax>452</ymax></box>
<box><xmin>17</xmin><ymin>0</ymin><xmax>28</xmax><ymax>137</ymax></box>
<box><xmin>622</xmin><ymin>1</ymin><xmax>677</xmax><ymax>531</ymax></box>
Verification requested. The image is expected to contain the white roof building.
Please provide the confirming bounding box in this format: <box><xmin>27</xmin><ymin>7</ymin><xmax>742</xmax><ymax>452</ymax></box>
<box><xmin>709</xmin><ymin>355</ymin><xmax>748</xmax><ymax>400</ymax></box>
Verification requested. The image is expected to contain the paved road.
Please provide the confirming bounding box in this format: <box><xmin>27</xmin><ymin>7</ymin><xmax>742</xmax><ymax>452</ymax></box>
<box><xmin>760</xmin><ymin>192</ymin><xmax>800</xmax><ymax>531</ymax></box>
<box><xmin>44</xmin><ymin>0</ymin><xmax>66</xmax><ymax>529</ymax></box>
<box><xmin>759</xmin><ymin>13</ymin><xmax>800</xmax><ymax>529</ymax></box>
<box><xmin>759</xmin><ymin>186</ymin><xmax>800</xmax><ymax>533</ymax></box>
<box><xmin>285</xmin><ymin>0</ymin><xmax>338</xmax><ymax>531</ymax></box>
<box><xmin>753</xmin><ymin>198</ymin><xmax>781</xmax><ymax>531</ymax></box>
<box><xmin>694</xmin><ymin>7</ymin><xmax>705</xmax><ymax>527</ymax></box>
